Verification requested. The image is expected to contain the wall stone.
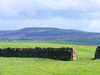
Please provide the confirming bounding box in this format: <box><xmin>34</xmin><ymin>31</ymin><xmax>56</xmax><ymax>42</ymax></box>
<box><xmin>95</xmin><ymin>46</ymin><xmax>100</xmax><ymax>59</ymax></box>
<box><xmin>0</xmin><ymin>47</ymin><xmax>78</xmax><ymax>61</ymax></box>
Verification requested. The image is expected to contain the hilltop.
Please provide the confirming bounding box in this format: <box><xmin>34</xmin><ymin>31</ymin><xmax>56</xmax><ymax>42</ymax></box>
<box><xmin>0</xmin><ymin>27</ymin><xmax>100</xmax><ymax>45</ymax></box>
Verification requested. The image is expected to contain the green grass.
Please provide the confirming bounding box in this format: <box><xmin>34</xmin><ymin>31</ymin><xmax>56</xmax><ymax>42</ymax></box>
<box><xmin>0</xmin><ymin>42</ymin><xmax>99</xmax><ymax>75</ymax></box>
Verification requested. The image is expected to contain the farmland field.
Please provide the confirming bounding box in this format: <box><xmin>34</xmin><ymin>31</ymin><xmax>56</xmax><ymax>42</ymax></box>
<box><xmin>0</xmin><ymin>42</ymin><xmax>100</xmax><ymax>75</ymax></box>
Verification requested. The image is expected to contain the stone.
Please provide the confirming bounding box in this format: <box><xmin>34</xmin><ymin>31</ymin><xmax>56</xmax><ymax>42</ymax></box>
<box><xmin>73</xmin><ymin>48</ymin><xmax>78</xmax><ymax>60</ymax></box>
<box><xmin>95</xmin><ymin>46</ymin><xmax>100</xmax><ymax>59</ymax></box>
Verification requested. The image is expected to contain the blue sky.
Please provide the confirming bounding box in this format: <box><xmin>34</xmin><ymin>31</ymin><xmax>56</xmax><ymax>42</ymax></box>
<box><xmin>0</xmin><ymin>0</ymin><xmax>100</xmax><ymax>32</ymax></box>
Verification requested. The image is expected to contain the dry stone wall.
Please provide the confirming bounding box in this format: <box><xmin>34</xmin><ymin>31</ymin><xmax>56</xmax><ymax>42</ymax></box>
<box><xmin>95</xmin><ymin>46</ymin><xmax>100</xmax><ymax>59</ymax></box>
<box><xmin>0</xmin><ymin>47</ymin><xmax>78</xmax><ymax>61</ymax></box>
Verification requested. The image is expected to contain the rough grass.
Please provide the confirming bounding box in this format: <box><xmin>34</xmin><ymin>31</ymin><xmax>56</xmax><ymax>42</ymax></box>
<box><xmin>0</xmin><ymin>42</ymin><xmax>99</xmax><ymax>75</ymax></box>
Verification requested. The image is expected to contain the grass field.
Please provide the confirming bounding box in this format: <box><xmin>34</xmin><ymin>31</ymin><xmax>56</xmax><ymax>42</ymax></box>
<box><xmin>0</xmin><ymin>42</ymin><xmax>99</xmax><ymax>75</ymax></box>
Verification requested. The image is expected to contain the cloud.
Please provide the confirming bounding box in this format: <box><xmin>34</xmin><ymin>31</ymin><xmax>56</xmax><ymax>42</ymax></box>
<box><xmin>0</xmin><ymin>0</ymin><xmax>100</xmax><ymax>32</ymax></box>
<box><xmin>0</xmin><ymin>0</ymin><xmax>95</xmax><ymax>17</ymax></box>
<box><xmin>87</xmin><ymin>20</ymin><xmax>100</xmax><ymax>32</ymax></box>
<box><xmin>0</xmin><ymin>17</ymin><xmax>88</xmax><ymax>31</ymax></box>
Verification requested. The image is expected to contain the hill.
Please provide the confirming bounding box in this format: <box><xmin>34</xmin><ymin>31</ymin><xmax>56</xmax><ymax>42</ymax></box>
<box><xmin>0</xmin><ymin>27</ymin><xmax>100</xmax><ymax>45</ymax></box>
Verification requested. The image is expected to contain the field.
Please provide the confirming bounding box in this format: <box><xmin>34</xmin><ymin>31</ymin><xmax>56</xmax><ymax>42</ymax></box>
<box><xmin>0</xmin><ymin>42</ymin><xmax>100</xmax><ymax>75</ymax></box>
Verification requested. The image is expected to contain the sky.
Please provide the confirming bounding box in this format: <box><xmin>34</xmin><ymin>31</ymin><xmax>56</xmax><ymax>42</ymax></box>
<box><xmin>0</xmin><ymin>0</ymin><xmax>100</xmax><ymax>32</ymax></box>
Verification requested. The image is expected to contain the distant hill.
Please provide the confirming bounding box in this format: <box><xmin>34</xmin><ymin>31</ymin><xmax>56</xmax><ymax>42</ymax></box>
<box><xmin>0</xmin><ymin>27</ymin><xmax>100</xmax><ymax>45</ymax></box>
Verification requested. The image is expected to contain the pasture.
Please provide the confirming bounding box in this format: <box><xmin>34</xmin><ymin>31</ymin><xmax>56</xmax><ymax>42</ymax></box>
<box><xmin>0</xmin><ymin>42</ymin><xmax>100</xmax><ymax>75</ymax></box>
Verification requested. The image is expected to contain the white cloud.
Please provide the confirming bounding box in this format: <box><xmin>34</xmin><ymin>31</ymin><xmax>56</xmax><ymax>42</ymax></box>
<box><xmin>87</xmin><ymin>20</ymin><xmax>100</xmax><ymax>32</ymax></box>
<box><xmin>0</xmin><ymin>0</ymin><xmax>96</xmax><ymax>17</ymax></box>
<box><xmin>0</xmin><ymin>0</ymin><xmax>100</xmax><ymax>32</ymax></box>
<box><xmin>35</xmin><ymin>0</ymin><xmax>83</xmax><ymax>10</ymax></box>
<box><xmin>0</xmin><ymin>15</ymin><xmax>100</xmax><ymax>32</ymax></box>
<box><xmin>0</xmin><ymin>17</ymin><xmax>88</xmax><ymax>31</ymax></box>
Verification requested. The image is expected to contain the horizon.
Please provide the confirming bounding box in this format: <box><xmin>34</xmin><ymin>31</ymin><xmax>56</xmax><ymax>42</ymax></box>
<box><xmin>0</xmin><ymin>0</ymin><xmax>100</xmax><ymax>32</ymax></box>
<box><xmin>0</xmin><ymin>26</ymin><xmax>100</xmax><ymax>33</ymax></box>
